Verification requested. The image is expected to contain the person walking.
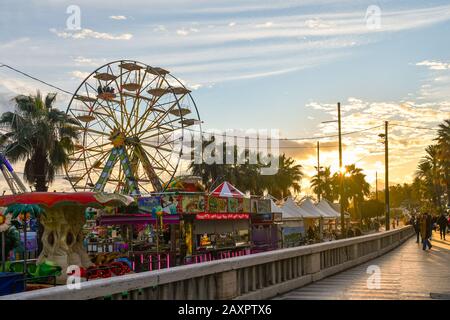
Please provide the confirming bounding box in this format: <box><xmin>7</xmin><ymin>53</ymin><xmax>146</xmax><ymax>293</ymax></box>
<box><xmin>413</xmin><ymin>215</ymin><xmax>420</xmax><ymax>243</ymax></box>
<box><xmin>420</xmin><ymin>213</ymin><xmax>432</xmax><ymax>250</ymax></box>
<box><xmin>437</xmin><ymin>214</ymin><xmax>448</xmax><ymax>240</ymax></box>
<box><xmin>429</xmin><ymin>214</ymin><xmax>434</xmax><ymax>240</ymax></box>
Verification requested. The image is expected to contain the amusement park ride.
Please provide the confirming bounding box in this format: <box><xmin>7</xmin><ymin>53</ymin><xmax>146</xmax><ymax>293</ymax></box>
<box><xmin>0</xmin><ymin>61</ymin><xmax>204</xmax><ymax>285</ymax></box>
<box><xmin>64</xmin><ymin>60</ymin><xmax>202</xmax><ymax>196</ymax></box>
<box><xmin>0</xmin><ymin>153</ymin><xmax>26</xmax><ymax>195</ymax></box>
<box><xmin>0</xmin><ymin>60</ymin><xmax>202</xmax><ymax>197</ymax></box>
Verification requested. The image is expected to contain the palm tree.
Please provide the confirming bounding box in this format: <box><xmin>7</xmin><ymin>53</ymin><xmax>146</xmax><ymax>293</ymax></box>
<box><xmin>263</xmin><ymin>154</ymin><xmax>303</xmax><ymax>199</ymax></box>
<box><xmin>310</xmin><ymin>166</ymin><xmax>337</xmax><ymax>202</ymax></box>
<box><xmin>416</xmin><ymin>145</ymin><xmax>444</xmax><ymax>213</ymax></box>
<box><xmin>190</xmin><ymin>139</ymin><xmax>303</xmax><ymax>198</ymax></box>
<box><xmin>345</xmin><ymin>164</ymin><xmax>370</xmax><ymax>224</ymax></box>
<box><xmin>332</xmin><ymin>164</ymin><xmax>370</xmax><ymax>223</ymax></box>
<box><xmin>436</xmin><ymin>119</ymin><xmax>450</xmax><ymax>207</ymax></box>
<box><xmin>0</xmin><ymin>91</ymin><xmax>80</xmax><ymax>191</ymax></box>
<box><xmin>189</xmin><ymin>138</ymin><xmax>247</xmax><ymax>190</ymax></box>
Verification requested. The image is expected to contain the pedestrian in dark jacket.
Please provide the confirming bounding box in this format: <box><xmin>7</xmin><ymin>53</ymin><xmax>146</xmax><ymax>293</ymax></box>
<box><xmin>420</xmin><ymin>213</ymin><xmax>432</xmax><ymax>250</ymax></box>
<box><xmin>437</xmin><ymin>214</ymin><xmax>448</xmax><ymax>240</ymax></box>
<box><xmin>412</xmin><ymin>215</ymin><xmax>420</xmax><ymax>243</ymax></box>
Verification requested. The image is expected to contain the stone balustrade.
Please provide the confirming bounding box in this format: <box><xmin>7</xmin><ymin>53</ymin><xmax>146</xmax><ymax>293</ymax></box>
<box><xmin>1</xmin><ymin>226</ymin><xmax>413</xmax><ymax>300</ymax></box>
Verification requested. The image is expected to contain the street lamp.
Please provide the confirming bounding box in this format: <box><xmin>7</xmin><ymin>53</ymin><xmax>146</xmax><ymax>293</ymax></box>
<box><xmin>378</xmin><ymin>122</ymin><xmax>390</xmax><ymax>230</ymax></box>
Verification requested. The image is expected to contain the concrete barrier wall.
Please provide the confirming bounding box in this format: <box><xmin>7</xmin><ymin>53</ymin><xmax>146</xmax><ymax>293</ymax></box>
<box><xmin>1</xmin><ymin>226</ymin><xmax>414</xmax><ymax>300</ymax></box>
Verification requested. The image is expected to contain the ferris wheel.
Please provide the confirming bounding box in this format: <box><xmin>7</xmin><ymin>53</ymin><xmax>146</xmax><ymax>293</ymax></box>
<box><xmin>64</xmin><ymin>60</ymin><xmax>202</xmax><ymax>196</ymax></box>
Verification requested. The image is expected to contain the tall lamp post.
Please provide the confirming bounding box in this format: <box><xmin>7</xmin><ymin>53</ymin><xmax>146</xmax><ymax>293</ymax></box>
<box><xmin>378</xmin><ymin>121</ymin><xmax>390</xmax><ymax>231</ymax></box>
<box><xmin>316</xmin><ymin>141</ymin><xmax>323</xmax><ymax>202</ymax></box>
<box><xmin>337</xmin><ymin>103</ymin><xmax>345</xmax><ymax>236</ymax></box>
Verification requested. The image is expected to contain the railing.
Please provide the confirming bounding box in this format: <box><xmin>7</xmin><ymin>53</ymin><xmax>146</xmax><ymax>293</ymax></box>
<box><xmin>1</xmin><ymin>226</ymin><xmax>413</xmax><ymax>300</ymax></box>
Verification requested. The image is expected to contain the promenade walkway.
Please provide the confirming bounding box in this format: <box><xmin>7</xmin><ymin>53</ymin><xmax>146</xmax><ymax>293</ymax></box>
<box><xmin>275</xmin><ymin>232</ymin><xmax>450</xmax><ymax>300</ymax></box>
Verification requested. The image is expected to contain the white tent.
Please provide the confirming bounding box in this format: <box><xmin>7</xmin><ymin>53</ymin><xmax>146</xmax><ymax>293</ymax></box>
<box><xmin>298</xmin><ymin>198</ymin><xmax>323</xmax><ymax>218</ymax></box>
<box><xmin>280</xmin><ymin>197</ymin><xmax>307</xmax><ymax>219</ymax></box>
<box><xmin>317</xmin><ymin>200</ymin><xmax>349</xmax><ymax>218</ymax></box>
<box><xmin>270</xmin><ymin>199</ymin><xmax>282</xmax><ymax>214</ymax></box>
<box><xmin>316</xmin><ymin>200</ymin><xmax>340</xmax><ymax>218</ymax></box>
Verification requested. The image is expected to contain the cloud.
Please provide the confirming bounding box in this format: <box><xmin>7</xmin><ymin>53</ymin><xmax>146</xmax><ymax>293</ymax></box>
<box><xmin>0</xmin><ymin>76</ymin><xmax>60</xmax><ymax>113</ymax></box>
<box><xmin>72</xmin><ymin>56</ymin><xmax>107</xmax><ymax>67</ymax></box>
<box><xmin>305</xmin><ymin>19</ymin><xmax>334</xmax><ymax>29</ymax></box>
<box><xmin>49</xmin><ymin>28</ymin><xmax>133</xmax><ymax>40</ymax></box>
<box><xmin>416</xmin><ymin>60</ymin><xmax>450</xmax><ymax>70</ymax></box>
<box><xmin>153</xmin><ymin>25</ymin><xmax>167</xmax><ymax>32</ymax></box>
<box><xmin>0</xmin><ymin>37</ymin><xmax>30</xmax><ymax>49</ymax></box>
<box><xmin>69</xmin><ymin>70</ymin><xmax>90</xmax><ymax>79</ymax></box>
<box><xmin>279</xmin><ymin>140</ymin><xmax>340</xmax><ymax>161</ymax></box>
<box><xmin>306</xmin><ymin>94</ymin><xmax>450</xmax><ymax>186</ymax></box>
<box><xmin>255</xmin><ymin>21</ymin><xmax>274</xmax><ymax>28</ymax></box>
<box><xmin>190</xmin><ymin>83</ymin><xmax>203</xmax><ymax>90</ymax></box>
<box><xmin>176</xmin><ymin>27</ymin><xmax>199</xmax><ymax>36</ymax></box>
<box><xmin>109</xmin><ymin>15</ymin><xmax>127</xmax><ymax>20</ymax></box>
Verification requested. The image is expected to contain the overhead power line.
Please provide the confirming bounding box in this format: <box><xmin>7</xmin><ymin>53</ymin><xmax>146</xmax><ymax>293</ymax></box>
<box><xmin>390</xmin><ymin>123</ymin><xmax>439</xmax><ymax>131</ymax></box>
<box><xmin>187</xmin><ymin>125</ymin><xmax>385</xmax><ymax>141</ymax></box>
<box><xmin>0</xmin><ymin>63</ymin><xmax>73</xmax><ymax>96</ymax></box>
<box><xmin>0</xmin><ymin>63</ymin><xmax>441</xmax><ymax>143</ymax></box>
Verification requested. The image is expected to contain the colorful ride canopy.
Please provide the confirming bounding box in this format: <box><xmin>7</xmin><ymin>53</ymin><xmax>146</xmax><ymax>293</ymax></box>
<box><xmin>0</xmin><ymin>192</ymin><xmax>134</xmax><ymax>209</ymax></box>
<box><xmin>210</xmin><ymin>182</ymin><xmax>245</xmax><ymax>198</ymax></box>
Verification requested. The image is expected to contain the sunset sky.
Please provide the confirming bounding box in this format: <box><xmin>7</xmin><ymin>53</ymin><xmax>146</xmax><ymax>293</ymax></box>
<box><xmin>0</xmin><ymin>0</ymin><xmax>449</xmax><ymax>195</ymax></box>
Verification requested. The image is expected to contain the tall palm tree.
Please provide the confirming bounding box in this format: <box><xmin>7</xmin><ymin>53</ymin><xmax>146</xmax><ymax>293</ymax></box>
<box><xmin>345</xmin><ymin>164</ymin><xmax>370</xmax><ymax>224</ymax></box>
<box><xmin>0</xmin><ymin>91</ymin><xmax>80</xmax><ymax>191</ymax></box>
<box><xmin>332</xmin><ymin>164</ymin><xmax>370</xmax><ymax>222</ymax></box>
<box><xmin>436</xmin><ymin>119</ymin><xmax>450</xmax><ymax>207</ymax></box>
<box><xmin>264</xmin><ymin>154</ymin><xmax>303</xmax><ymax>199</ymax></box>
<box><xmin>310</xmin><ymin>166</ymin><xmax>337</xmax><ymax>202</ymax></box>
<box><xmin>190</xmin><ymin>141</ymin><xmax>303</xmax><ymax>198</ymax></box>
<box><xmin>416</xmin><ymin>145</ymin><xmax>443</xmax><ymax>213</ymax></box>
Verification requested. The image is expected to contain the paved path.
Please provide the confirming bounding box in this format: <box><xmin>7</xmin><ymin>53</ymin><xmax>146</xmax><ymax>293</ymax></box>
<box><xmin>275</xmin><ymin>232</ymin><xmax>450</xmax><ymax>300</ymax></box>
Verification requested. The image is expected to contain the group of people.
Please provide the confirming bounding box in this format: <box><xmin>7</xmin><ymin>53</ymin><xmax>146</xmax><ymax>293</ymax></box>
<box><xmin>97</xmin><ymin>85</ymin><xmax>115</xmax><ymax>95</ymax></box>
<box><xmin>411</xmin><ymin>212</ymin><xmax>449</xmax><ymax>251</ymax></box>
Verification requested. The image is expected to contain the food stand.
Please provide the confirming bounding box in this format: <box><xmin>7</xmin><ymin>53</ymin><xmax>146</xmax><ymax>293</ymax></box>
<box><xmin>185</xmin><ymin>182</ymin><xmax>252</xmax><ymax>263</ymax></box>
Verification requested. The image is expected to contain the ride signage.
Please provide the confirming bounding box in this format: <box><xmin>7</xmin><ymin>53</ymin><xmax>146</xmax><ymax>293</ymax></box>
<box><xmin>195</xmin><ymin>213</ymin><xmax>250</xmax><ymax>220</ymax></box>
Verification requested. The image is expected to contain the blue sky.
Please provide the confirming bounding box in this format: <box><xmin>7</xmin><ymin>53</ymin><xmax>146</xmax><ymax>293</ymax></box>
<box><xmin>0</xmin><ymin>0</ymin><xmax>449</xmax><ymax>194</ymax></box>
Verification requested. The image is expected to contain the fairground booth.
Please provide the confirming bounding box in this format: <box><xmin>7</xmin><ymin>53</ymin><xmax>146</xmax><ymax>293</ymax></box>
<box><xmin>250</xmin><ymin>197</ymin><xmax>282</xmax><ymax>253</ymax></box>
<box><xmin>315</xmin><ymin>199</ymin><xmax>341</xmax><ymax>237</ymax></box>
<box><xmin>185</xmin><ymin>182</ymin><xmax>252</xmax><ymax>264</ymax></box>
<box><xmin>279</xmin><ymin>197</ymin><xmax>305</xmax><ymax>247</ymax></box>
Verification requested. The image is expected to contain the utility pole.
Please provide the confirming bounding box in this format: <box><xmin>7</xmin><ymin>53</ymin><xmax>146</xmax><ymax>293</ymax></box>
<box><xmin>384</xmin><ymin>121</ymin><xmax>390</xmax><ymax>231</ymax></box>
<box><xmin>375</xmin><ymin>171</ymin><xmax>378</xmax><ymax>201</ymax></box>
<box><xmin>338</xmin><ymin>102</ymin><xmax>345</xmax><ymax>237</ymax></box>
<box><xmin>317</xmin><ymin>141</ymin><xmax>321</xmax><ymax>202</ymax></box>
<box><xmin>376</xmin><ymin>171</ymin><xmax>380</xmax><ymax>228</ymax></box>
